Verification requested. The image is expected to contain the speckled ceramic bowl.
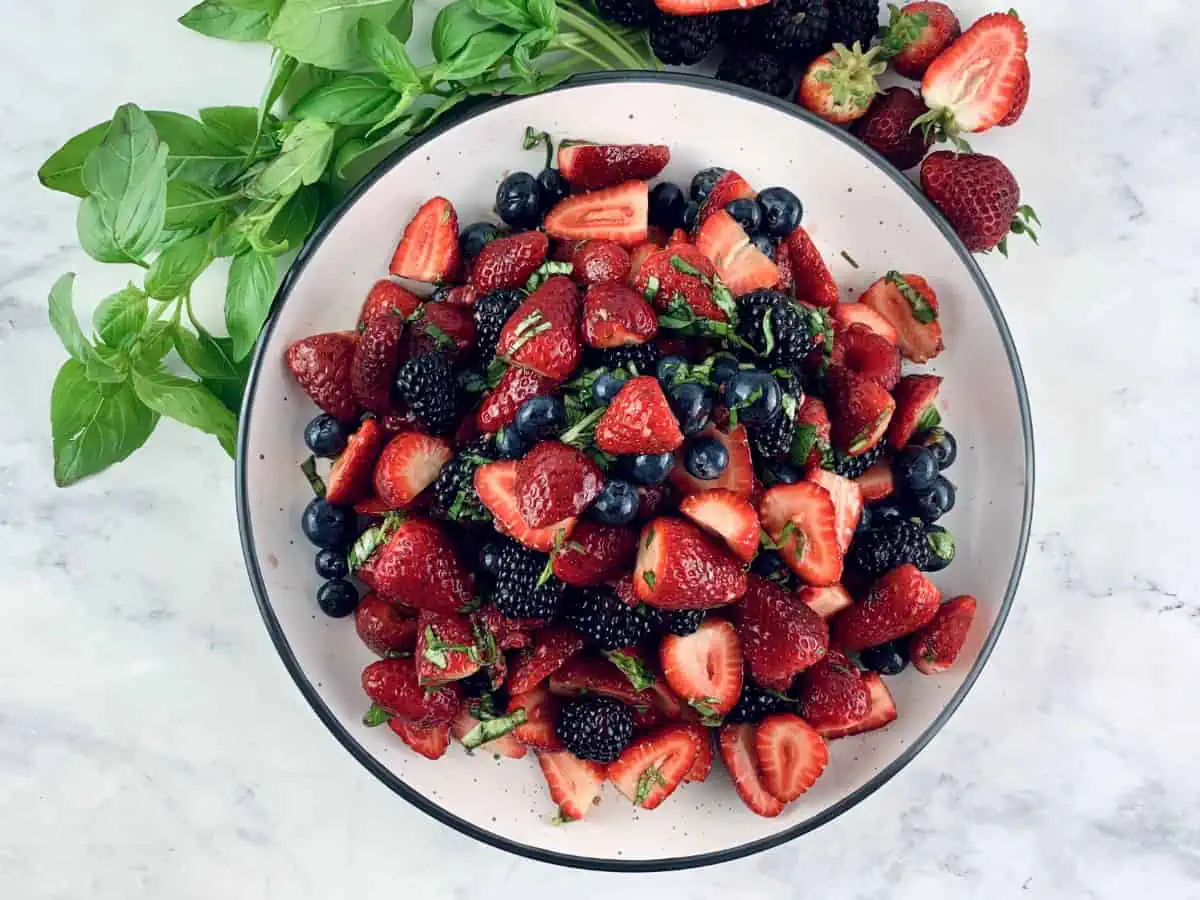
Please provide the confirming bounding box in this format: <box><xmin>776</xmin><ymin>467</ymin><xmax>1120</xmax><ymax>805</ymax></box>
<box><xmin>236</xmin><ymin>73</ymin><xmax>1034</xmax><ymax>871</ymax></box>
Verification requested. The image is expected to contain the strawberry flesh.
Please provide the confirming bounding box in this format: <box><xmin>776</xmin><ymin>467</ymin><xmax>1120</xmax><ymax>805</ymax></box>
<box><xmin>659</xmin><ymin>617</ymin><xmax>744</xmax><ymax>721</ymax></box>
<box><xmin>832</xmin><ymin>302</ymin><xmax>898</xmax><ymax>343</ymax></box>
<box><xmin>537</xmin><ymin>751</ymin><xmax>607</xmax><ymax>820</ymax></box>
<box><xmin>888</xmin><ymin>373</ymin><xmax>942</xmax><ymax>449</ymax></box>
<box><xmin>695</xmin><ymin>210</ymin><xmax>780</xmax><ymax>296</ymax></box>
<box><xmin>372</xmin><ymin>431</ymin><xmax>452</xmax><ymax>508</ymax></box>
<box><xmin>860</xmin><ymin>271</ymin><xmax>943</xmax><ymax>362</ymax></box>
<box><xmin>754</xmin><ymin>713</ymin><xmax>829</xmax><ymax>802</ymax></box>
<box><xmin>718</xmin><ymin>723</ymin><xmax>785</xmax><ymax>817</ymax></box>
<box><xmin>389</xmin><ymin>197</ymin><xmax>460</xmax><ymax>283</ymax></box>
<box><xmin>806</xmin><ymin>467</ymin><xmax>863</xmax><ymax>554</ymax></box>
<box><xmin>799</xmin><ymin>584</ymin><xmax>854</xmax><ymax>619</ymax></box>
<box><xmin>608</xmin><ymin>725</ymin><xmax>700</xmax><ymax>810</ymax></box>
<box><xmin>678</xmin><ymin>488</ymin><xmax>760</xmax><ymax>562</ymax></box>
<box><xmin>475</xmin><ymin>460</ymin><xmax>577</xmax><ymax>551</ymax></box>
<box><xmin>910</xmin><ymin>594</ymin><xmax>976</xmax><ymax>674</ymax></box>
<box><xmin>543</xmin><ymin>180</ymin><xmax>649</xmax><ymax>247</ymax></box>
<box><xmin>325</xmin><ymin>417</ymin><xmax>384</xmax><ymax>505</ymax></box>
<box><xmin>670</xmin><ymin>424</ymin><xmax>755</xmax><ymax>497</ymax></box>
<box><xmin>699</xmin><ymin>170</ymin><xmax>756</xmax><ymax>224</ymax></box>
<box><xmin>826</xmin><ymin>365</ymin><xmax>896</xmax><ymax>456</ymax></box>
<box><xmin>387</xmin><ymin>719</ymin><xmax>451</xmax><ymax>760</ymax></box>
<box><xmin>509</xmin><ymin>687</ymin><xmax>564</xmax><ymax>751</ymax></box>
<box><xmin>758</xmin><ymin>482</ymin><xmax>844</xmax><ymax>586</ymax></box>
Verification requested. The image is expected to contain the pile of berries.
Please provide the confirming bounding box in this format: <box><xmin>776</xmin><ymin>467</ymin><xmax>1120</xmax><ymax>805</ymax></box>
<box><xmin>287</xmin><ymin>133</ymin><xmax>978</xmax><ymax>821</ymax></box>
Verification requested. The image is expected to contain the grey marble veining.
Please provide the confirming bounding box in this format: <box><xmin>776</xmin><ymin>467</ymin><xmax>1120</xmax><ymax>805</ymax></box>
<box><xmin>2</xmin><ymin>1</ymin><xmax>1199</xmax><ymax>897</ymax></box>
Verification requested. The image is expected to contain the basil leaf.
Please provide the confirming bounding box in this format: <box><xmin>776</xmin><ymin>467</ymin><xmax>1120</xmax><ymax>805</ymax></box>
<box><xmin>165</xmin><ymin>181</ymin><xmax>235</xmax><ymax>230</ymax></box>
<box><xmin>175</xmin><ymin>328</ymin><xmax>249</xmax><ymax>414</ymax></box>
<box><xmin>225</xmin><ymin>250</ymin><xmax>277</xmax><ymax>360</ymax></box>
<box><xmin>94</xmin><ymin>285</ymin><xmax>149</xmax><ymax>348</ymax></box>
<box><xmin>146</xmin><ymin>235</ymin><xmax>211</xmax><ymax>300</ymax></box>
<box><xmin>48</xmin><ymin>274</ymin><xmax>93</xmax><ymax>363</ymax></box>
<box><xmin>38</xmin><ymin>126</ymin><xmax>107</xmax><ymax>197</ymax></box>
<box><xmin>510</xmin><ymin>26</ymin><xmax>552</xmax><ymax>74</ymax></box>
<box><xmin>468</xmin><ymin>0</ymin><xmax>533</xmax><ymax>32</ymax></box>
<box><xmin>224</xmin><ymin>0</ymin><xmax>283</xmax><ymax>10</ymax></box>
<box><xmin>259</xmin><ymin>52</ymin><xmax>299</xmax><ymax>137</ymax></box>
<box><xmin>268</xmin><ymin>0</ymin><xmax>408</xmax><ymax>71</ymax></box>
<box><xmin>357</xmin><ymin>18</ymin><xmax>420</xmax><ymax>87</ymax></box>
<box><xmin>265</xmin><ymin>185</ymin><xmax>321</xmax><ymax>252</ymax></box>
<box><xmin>131</xmin><ymin>369</ymin><xmax>238</xmax><ymax>457</ymax></box>
<box><xmin>76</xmin><ymin>199</ymin><xmax>137</xmax><ymax>265</ymax></box>
<box><xmin>134</xmin><ymin>321</ymin><xmax>178</xmax><ymax>368</ymax></box>
<box><xmin>524</xmin><ymin>0</ymin><xmax>557</xmax><ymax>29</ymax></box>
<box><xmin>198</xmin><ymin>105</ymin><xmax>263</xmax><ymax>152</ymax></box>
<box><xmin>432</xmin><ymin>2</ymin><xmax>496</xmax><ymax>61</ymax></box>
<box><xmin>248</xmin><ymin>119</ymin><xmax>335</xmax><ymax>200</ymax></box>
<box><xmin>179</xmin><ymin>0</ymin><xmax>274</xmax><ymax>41</ymax></box>
<box><xmin>432</xmin><ymin>29</ymin><xmax>517</xmax><ymax>82</ymax></box>
<box><xmin>290</xmin><ymin>74</ymin><xmax>400</xmax><ymax>125</ymax></box>
<box><xmin>87</xmin><ymin>343</ymin><xmax>130</xmax><ymax>383</ymax></box>
<box><xmin>51</xmin><ymin>360</ymin><xmax>159</xmax><ymax>487</ymax></box>
<box><xmin>389</xmin><ymin>0</ymin><xmax>414</xmax><ymax>41</ymax></box>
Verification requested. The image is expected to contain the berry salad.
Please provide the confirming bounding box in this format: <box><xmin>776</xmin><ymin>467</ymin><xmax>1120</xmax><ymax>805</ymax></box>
<box><xmin>286</xmin><ymin>134</ymin><xmax>978</xmax><ymax>821</ymax></box>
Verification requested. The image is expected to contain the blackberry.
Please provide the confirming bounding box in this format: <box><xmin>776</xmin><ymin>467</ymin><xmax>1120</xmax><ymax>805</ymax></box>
<box><xmin>432</xmin><ymin>436</ymin><xmax>496</xmax><ymax>522</ymax></box>
<box><xmin>556</xmin><ymin>696</ymin><xmax>635</xmax><ymax>763</ymax></box>
<box><xmin>829</xmin><ymin>441</ymin><xmax>885</xmax><ymax>478</ymax></box>
<box><xmin>597</xmin><ymin>341</ymin><xmax>660</xmax><ymax>375</ymax></box>
<box><xmin>393</xmin><ymin>351</ymin><xmax>458</xmax><ymax>435</ymax></box>
<box><xmin>735</xmin><ymin>290</ymin><xmax>819</xmax><ymax>367</ymax></box>
<box><xmin>641</xmin><ymin>606</ymin><xmax>705</xmax><ymax>637</ymax></box>
<box><xmin>458</xmin><ymin>669</ymin><xmax>496</xmax><ymax>698</ymax></box>
<box><xmin>725</xmin><ymin>683</ymin><xmax>799</xmax><ymax>723</ymax></box>
<box><xmin>749</xmin><ymin>401</ymin><xmax>795</xmax><ymax>460</ymax></box>
<box><xmin>848</xmin><ymin>518</ymin><xmax>930</xmax><ymax>578</ymax></box>
<box><xmin>649</xmin><ymin>13</ymin><xmax>720</xmax><ymax>66</ymax></box>
<box><xmin>594</xmin><ymin>0</ymin><xmax>656</xmax><ymax>27</ymax></box>
<box><xmin>491</xmin><ymin>539</ymin><xmax>565</xmax><ymax>619</ymax></box>
<box><xmin>828</xmin><ymin>0</ymin><xmax>880</xmax><ymax>48</ymax></box>
<box><xmin>721</xmin><ymin>0</ymin><xmax>832</xmax><ymax>62</ymax></box>
<box><xmin>562</xmin><ymin>587</ymin><xmax>653</xmax><ymax>652</ymax></box>
<box><xmin>473</xmin><ymin>289</ymin><xmax>523</xmax><ymax>363</ymax></box>
<box><xmin>715</xmin><ymin>51</ymin><xmax>794</xmax><ymax>98</ymax></box>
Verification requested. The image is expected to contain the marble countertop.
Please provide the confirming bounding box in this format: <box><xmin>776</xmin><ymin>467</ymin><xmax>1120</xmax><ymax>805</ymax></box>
<box><xmin>2</xmin><ymin>1</ymin><xmax>1198</xmax><ymax>897</ymax></box>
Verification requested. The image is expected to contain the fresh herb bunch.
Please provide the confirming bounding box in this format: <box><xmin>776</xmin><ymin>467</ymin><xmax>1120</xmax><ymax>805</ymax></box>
<box><xmin>39</xmin><ymin>0</ymin><xmax>655</xmax><ymax>487</ymax></box>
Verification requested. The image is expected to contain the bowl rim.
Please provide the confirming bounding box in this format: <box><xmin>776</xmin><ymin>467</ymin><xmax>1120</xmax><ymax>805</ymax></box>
<box><xmin>235</xmin><ymin>71</ymin><xmax>1035</xmax><ymax>873</ymax></box>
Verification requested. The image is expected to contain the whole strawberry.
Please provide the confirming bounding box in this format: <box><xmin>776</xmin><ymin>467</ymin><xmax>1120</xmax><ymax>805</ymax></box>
<box><xmin>920</xmin><ymin>151</ymin><xmax>1039</xmax><ymax>254</ymax></box>
<box><xmin>797</xmin><ymin>42</ymin><xmax>886</xmax><ymax>126</ymax></box>
<box><xmin>877</xmin><ymin>2</ymin><xmax>962</xmax><ymax>80</ymax></box>
<box><xmin>852</xmin><ymin>87</ymin><xmax>933</xmax><ymax>171</ymax></box>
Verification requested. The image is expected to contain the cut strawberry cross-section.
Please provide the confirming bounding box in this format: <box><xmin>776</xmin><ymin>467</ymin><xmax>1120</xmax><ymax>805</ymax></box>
<box><xmin>695</xmin><ymin>210</ymin><xmax>781</xmax><ymax>296</ymax></box>
<box><xmin>608</xmin><ymin>724</ymin><xmax>700</xmax><ymax>810</ymax></box>
<box><xmin>543</xmin><ymin>180</ymin><xmax>649</xmax><ymax>247</ymax></box>
<box><xmin>389</xmin><ymin>197</ymin><xmax>460</xmax><ymax>283</ymax></box>
<box><xmin>659</xmin><ymin>618</ymin><xmax>744</xmax><ymax>723</ymax></box>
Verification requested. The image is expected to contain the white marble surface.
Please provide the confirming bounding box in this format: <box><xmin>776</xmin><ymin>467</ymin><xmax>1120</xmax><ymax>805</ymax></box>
<box><xmin>2</xmin><ymin>1</ymin><xmax>1199</xmax><ymax>897</ymax></box>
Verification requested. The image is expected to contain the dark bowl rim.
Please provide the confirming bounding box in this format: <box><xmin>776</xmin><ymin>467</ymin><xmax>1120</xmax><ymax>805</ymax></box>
<box><xmin>235</xmin><ymin>70</ymin><xmax>1035</xmax><ymax>873</ymax></box>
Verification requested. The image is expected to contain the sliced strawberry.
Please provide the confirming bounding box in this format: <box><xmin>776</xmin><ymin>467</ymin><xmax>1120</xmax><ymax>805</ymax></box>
<box><xmin>509</xmin><ymin>687</ymin><xmax>563</xmax><ymax>751</ymax></box>
<box><xmin>362</xmin><ymin>656</ymin><xmax>461</xmax><ymax>727</ymax></box>
<box><xmin>470</xmin><ymin>231</ymin><xmax>549</xmax><ymax>294</ymax></box>
<box><xmin>595</xmin><ymin>376</ymin><xmax>684</xmax><ymax>455</ymax></box>
<box><xmin>860</xmin><ymin>272</ymin><xmax>943</xmax><ymax>363</ymax></box>
<box><xmin>558</xmin><ymin>143</ymin><xmax>670</xmax><ymax>191</ymax></box>
<box><xmin>666</xmin><ymin>227</ymin><xmax>690</xmax><ymax>247</ymax></box>
<box><xmin>389</xmin><ymin>197</ymin><xmax>460</xmax><ymax>283</ymax></box>
<box><xmin>669</xmin><ymin>424</ymin><xmax>754</xmax><ymax>497</ymax></box>
<box><xmin>735</xmin><ymin>575</ymin><xmax>829</xmax><ymax>692</ymax></box>
<box><xmin>799</xmin><ymin>584</ymin><xmax>854</xmax><ymax>619</ymax></box>
<box><xmin>826</xmin><ymin>365</ymin><xmax>896</xmax><ymax>457</ymax></box>
<box><xmin>910</xmin><ymin>594</ymin><xmax>976</xmax><ymax>674</ymax></box>
<box><xmin>634</xmin><ymin>245</ymin><xmax>729</xmax><ymax>322</ymax></box>
<box><xmin>351</xmin><ymin>312</ymin><xmax>404</xmax><ymax>413</ymax></box>
<box><xmin>543</xmin><ymin>180</ymin><xmax>649</xmax><ymax>247</ymax></box>
<box><xmin>657</xmin><ymin>0</ymin><xmax>771</xmax><ymax>14</ymax></box>
<box><xmin>678</xmin><ymin>489</ymin><xmax>759</xmax><ymax>562</ymax></box>
<box><xmin>681</xmin><ymin>723</ymin><xmax>714</xmax><ymax>782</ymax></box>
<box><xmin>758</xmin><ymin>482</ymin><xmax>843</xmax><ymax>586</ymax></box>
<box><xmin>818</xmin><ymin>672</ymin><xmax>897</xmax><ymax>739</ymax></box>
<box><xmin>572</xmin><ymin>239</ymin><xmax>632</xmax><ymax>287</ymax></box>
<box><xmin>325</xmin><ymin>417</ymin><xmax>383</xmax><ymax>505</ymax></box>
<box><xmin>659</xmin><ymin>618</ymin><xmax>743</xmax><ymax>722</ymax></box>
<box><xmin>537</xmin><ymin>751</ymin><xmax>607</xmax><ymax>821</ymax></box>
<box><xmin>888</xmin><ymin>373</ymin><xmax>943</xmax><ymax>449</ymax></box>
<box><xmin>355</xmin><ymin>593</ymin><xmax>418</xmax><ymax>657</ymax></box>
<box><xmin>806</xmin><ymin>468</ymin><xmax>863</xmax><ymax>554</ymax></box>
<box><xmin>450</xmin><ymin>708</ymin><xmax>527</xmax><ymax>758</ymax></box>
<box><xmin>551</xmin><ymin>521</ymin><xmax>638</xmax><ymax>586</ymax></box>
<box><xmin>286</xmin><ymin>331</ymin><xmax>358</xmax><ymax>421</ymax></box>
<box><xmin>832</xmin><ymin>563</ymin><xmax>941</xmax><ymax>650</ymax></box>
<box><xmin>496</xmin><ymin>276</ymin><xmax>582</xmax><ymax>382</ymax></box>
<box><xmin>608</xmin><ymin>725</ymin><xmax>700</xmax><ymax>810</ymax></box>
<box><xmin>356</xmin><ymin>518</ymin><xmax>476</xmax><ymax>615</ymax></box>
<box><xmin>832</xmin><ymin>301</ymin><xmax>898</xmax><ymax>343</ymax></box>
<box><xmin>628</xmin><ymin>241</ymin><xmax>657</xmax><ymax>281</ymax></box>
<box><xmin>699</xmin><ymin>170</ymin><xmax>756</xmax><ymax>224</ymax></box>
<box><xmin>372</xmin><ymin>431</ymin><xmax>452</xmax><ymax>508</ymax></box>
<box><xmin>793</xmin><ymin>396</ymin><xmax>832</xmax><ymax>468</ymax></box>
<box><xmin>634</xmin><ymin>517</ymin><xmax>748</xmax><ymax>609</ymax></box>
<box><xmin>474</xmin><ymin>460</ymin><xmax>577</xmax><ymax>551</ymax></box>
<box><xmin>831</xmin><ymin>323</ymin><xmax>901</xmax><ymax>391</ymax></box>
<box><xmin>359</xmin><ymin>279</ymin><xmax>421</xmax><ymax>328</ymax></box>
<box><xmin>475</xmin><ymin>366</ymin><xmax>558</xmax><ymax>433</ymax></box>
<box><xmin>387</xmin><ymin>719</ymin><xmax>451</xmax><ymax>760</ymax></box>
<box><xmin>755</xmin><ymin>713</ymin><xmax>829</xmax><ymax>802</ymax></box>
<box><xmin>998</xmin><ymin>58</ymin><xmax>1030</xmax><ymax>127</ymax></box>
<box><xmin>549</xmin><ymin>653</ymin><xmax>657</xmax><ymax>709</ymax></box>
<box><xmin>695</xmin><ymin>210</ymin><xmax>781</xmax><ymax>296</ymax></box>
<box><xmin>415</xmin><ymin>609</ymin><xmax>483</xmax><ymax>686</ymax></box>
<box><xmin>507</xmin><ymin>626</ymin><xmax>586</xmax><ymax>695</ymax></box>
<box><xmin>773</xmin><ymin>236</ymin><xmax>794</xmax><ymax>291</ymax></box>
<box><xmin>856</xmin><ymin>462</ymin><xmax>895</xmax><ymax>502</ymax></box>
<box><xmin>785</xmin><ymin>227</ymin><xmax>839</xmax><ymax>309</ymax></box>
<box><xmin>515</xmin><ymin>441</ymin><xmax>604</xmax><ymax>528</ymax></box>
<box><xmin>402</xmin><ymin>302</ymin><xmax>476</xmax><ymax>362</ymax></box>
<box><xmin>718</xmin><ymin>724</ymin><xmax>785</xmax><ymax>817</ymax></box>
<box><xmin>475</xmin><ymin>605</ymin><xmax>536</xmax><ymax>652</ymax></box>
<box><xmin>581</xmin><ymin>282</ymin><xmax>657</xmax><ymax>348</ymax></box>
<box><xmin>799</xmin><ymin>649</ymin><xmax>870</xmax><ymax>732</ymax></box>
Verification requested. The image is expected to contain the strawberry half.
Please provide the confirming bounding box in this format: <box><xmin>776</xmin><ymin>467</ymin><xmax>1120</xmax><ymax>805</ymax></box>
<box><xmin>784</xmin><ymin>227</ymin><xmax>839</xmax><ymax>309</ymax></box>
<box><xmin>806</xmin><ymin>468</ymin><xmax>863</xmax><ymax>554</ymax></box>
<box><xmin>475</xmin><ymin>366</ymin><xmax>558</xmax><ymax>433</ymax></box>
<box><xmin>355</xmin><ymin>593</ymin><xmax>418</xmax><ymax>657</ymax></box>
<box><xmin>998</xmin><ymin>59</ymin><xmax>1030</xmax><ymax>127</ymax></box>
<box><xmin>372</xmin><ymin>431</ymin><xmax>452</xmax><ymax>509</ymax></box>
<box><xmin>628</xmin><ymin>241</ymin><xmax>657</xmax><ymax>281</ymax></box>
<box><xmin>634</xmin><ymin>517</ymin><xmax>748</xmax><ymax>609</ymax></box>
<box><xmin>758</xmin><ymin>482</ymin><xmax>844</xmax><ymax>586</ymax></box>
<box><xmin>735</xmin><ymin>575</ymin><xmax>829</xmax><ymax>692</ymax></box>
<box><xmin>474</xmin><ymin>460</ymin><xmax>578</xmax><ymax>552</ymax></box>
<box><xmin>543</xmin><ymin>180</ymin><xmax>649</xmax><ymax>247</ymax></box>
<box><xmin>581</xmin><ymin>281</ymin><xmax>657</xmax><ymax>348</ymax></box>
<box><xmin>416</xmin><ymin>609</ymin><xmax>483</xmax><ymax>686</ymax></box>
<box><xmin>325</xmin><ymin>417</ymin><xmax>383</xmax><ymax>505</ymax></box>
<box><xmin>551</xmin><ymin>521</ymin><xmax>638</xmax><ymax>586</ymax></box>
<box><xmin>678</xmin><ymin>489</ymin><xmax>759</xmax><ymax>562</ymax></box>
<box><xmin>558</xmin><ymin>143</ymin><xmax>670</xmax><ymax>191</ymax></box>
<box><xmin>799</xmin><ymin>649</ymin><xmax>870</xmax><ymax>732</ymax></box>
<box><xmin>537</xmin><ymin>751</ymin><xmax>607</xmax><ymax>820</ymax></box>
<box><xmin>832</xmin><ymin>563</ymin><xmax>941</xmax><ymax>650</ymax></box>
<box><xmin>549</xmin><ymin>653</ymin><xmax>657</xmax><ymax>709</ymax></box>
<box><xmin>507</xmin><ymin>626</ymin><xmax>586</xmax><ymax>695</ymax></box>
<box><xmin>362</xmin><ymin>656</ymin><xmax>461</xmax><ymax>727</ymax></box>
<box><xmin>698</xmin><ymin>170</ymin><xmax>756</xmax><ymax>224</ymax></box>
<box><xmin>389</xmin><ymin>197</ymin><xmax>460</xmax><ymax>283</ymax></box>
<box><xmin>677</xmin><ymin>723</ymin><xmax>713</xmax><ymax>782</ymax></box>
<box><xmin>793</xmin><ymin>397</ymin><xmax>832</xmax><ymax>469</ymax></box>
<box><xmin>826</xmin><ymin>365</ymin><xmax>896</xmax><ymax>456</ymax></box>
<box><xmin>402</xmin><ymin>302</ymin><xmax>476</xmax><ymax>362</ymax></box>
<box><xmin>470</xmin><ymin>231</ymin><xmax>550</xmax><ymax>293</ymax></box>
<box><xmin>496</xmin><ymin>276</ymin><xmax>582</xmax><ymax>382</ymax></box>
<box><xmin>799</xmin><ymin>584</ymin><xmax>854</xmax><ymax>619</ymax></box>
<box><xmin>515</xmin><ymin>441</ymin><xmax>604</xmax><ymax>529</ymax></box>
<box><xmin>695</xmin><ymin>210</ymin><xmax>781</xmax><ymax>295</ymax></box>
<box><xmin>856</xmin><ymin>461</ymin><xmax>895</xmax><ymax>502</ymax></box>
<box><xmin>831</xmin><ymin>323</ymin><xmax>901</xmax><ymax>391</ymax></box>
<box><xmin>659</xmin><ymin>618</ymin><xmax>744</xmax><ymax>722</ymax></box>
<box><xmin>877</xmin><ymin>1</ymin><xmax>962</xmax><ymax>80</ymax></box>
<box><xmin>359</xmin><ymin>279</ymin><xmax>421</xmax><ymax>328</ymax></box>
<box><xmin>387</xmin><ymin>719</ymin><xmax>451</xmax><ymax>760</ymax></box>
<box><xmin>450</xmin><ymin>707</ymin><xmax>528</xmax><ymax>758</ymax></box>
<box><xmin>595</xmin><ymin>376</ymin><xmax>684</xmax><ymax>455</ymax></box>
<box><xmin>572</xmin><ymin>240</ymin><xmax>632</xmax><ymax>287</ymax></box>
<box><xmin>669</xmin><ymin>424</ymin><xmax>754</xmax><ymax>497</ymax></box>
<box><xmin>351</xmin><ymin>312</ymin><xmax>404</xmax><ymax>413</ymax></box>
<box><xmin>860</xmin><ymin>271</ymin><xmax>943</xmax><ymax>362</ymax></box>
<box><xmin>475</xmin><ymin>605</ymin><xmax>536</xmax><ymax>652</ymax></box>
<box><xmin>818</xmin><ymin>671</ymin><xmax>897</xmax><ymax>739</ymax></box>
<box><xmin>831</xmin><ymin>302</ymin><xmax>898</xmax><ymax>343</ymax></box>
<box><xmin>718</xmin><ymin>724</ymin><xmax>784</xmax><ymax>817</ymax></box>
<box><xmin>286</xmin><ymin>331</ymin><xmax>359</xmax><ymax>421</ymax></box>
<box><xmin>755</xmin><ymin>713</ymin><xmax>829</xmax><ymax>802</ymax></box>
<box><xmin>608</xmin><ymin>725</ymin><xmax>700</xmax><ymax>810</ymax></box>
<box><xmin>356</xmin><ymin>518</ymin><xmax>476</xmax><ymax>615</ymax></box>
<box><xmin>655</xmin><ymin>0</ymin><xmax>770</xmax><ymax>14</ymax></box>
<box><xmin>910</xmin><ymin>594</ymin><xmax>976</xmax><ymax>674</ymax></box>
<box><xmin>888</xmin><ymin>373</ymin><xmax>943</xmax><ymax>448</ymax></box>
<box><xmin>509</xmin><ymin>687</ymin><xmax>563</xmax><ymax>751</ymax></box>
<box><xmin>636</xmin><ymin>244</ymin><xmax>731</xmax><ymax>323</ymax></box>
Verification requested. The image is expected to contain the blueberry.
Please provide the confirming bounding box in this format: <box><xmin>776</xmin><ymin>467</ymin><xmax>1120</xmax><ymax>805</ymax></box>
<box><xmin>592</xmin><ymin>371</ymin><xmax>628</xmax><ymax>406</ymax></box>
<box><xmin>495</xmin><ymin>172</ymin><xmax>543</xmax><ymax>229</ymax></box>
<box><xmin>650</xmin><ymin>182</ymin><xmax>687</xmax><ymax>230</ymax></box>
<box><xmin>725</xmin><ymin>198</ymin><xmax>762</xmax><ymax>234</ymax></box>
<box><xmin>750</xmin><ymin>549</ymin><xmax>788</xmax><ymax>579</ymax></box>
<box><xmin>690</xmin><ymin>167</ymin><xmax>727</xmax><ymax>204</ymax></box>
<box><xmin>479</xmin><ymin>542</ymin><xmax>503</xmax><ymax>574</ymax></box>
<box><xmin>710</xmin><ymin>353</ymin><xmax>741</xmax><ymax>387</ymax></box>
<box><xmin>315</xmin><ymin>548</ymin><xmax>349</xmax><ymax>580</ymax></box>
<box><xmin>681</xmin><ymin>201</ymin><xmax>700</xmax><ymax>232</ymax></box>
<box><xmin>684</xmin><ymin>436</ymin><xmax>728</xmax><ymax>480</ymax></box>
<box><xmin>894</xmin><ymin>446</ymin><xmax>938</xmax><ymax>493</ymax></box>
<box><xmin>922</xmin><ymin>524</ymin><xmax>956</xmax><ymax>572</ymax></box>
<box><xmin>536</xmin><ymin>168</ymin><xmax>569</xmax><ymax>211</ymax></box>
<box><xmin>304</xmin><ymin>414</ymin><xmax>347</xmax><ymax>458</ymax></box>
<box><xmin>514</xmin><ymin>394</ymin><xmax>566</xmax><ymax>441</ymax></box>
<box><xmin>870</xmin><ymin>500</ymin><xmax>905</xmax><ymax>526</ymax></box>
<box><xmin>656</xmin><ymin>355</ymin><xmax>688</xmax><ymax>386</ymax></box>
<box><xmin>301</xmin><ymin>498</ymin><xmax>354</xmax><ymax>549</ymax></box>
<box><xmin>756</xmin><ymin>187</ymin><xmax>803</xmax><ymax>239</ymax></box>
<box><xmin>459</xmin><ymin>221</ymin><xmax>503</xmax><ymax>259</ymax></box>
<box><xmin>317</xmin><ymin>579</ymin><xmax>359</xmax><ymax>618</ymax></box>
<box><xmin>623</xmin><ymin>452</ymin><xmax>674</xmax><ymax>485</ymax></box>
<box><xmin>906</xmin><ymin>475</ymin><xmax>956</xmax><ymax>522</ymax></box>
<box><xmin>916</xmin><ymin>427</ymin><xmax>958</xmax><ymax>470</ymax></box>
<box><xmin>760</xmin><ymin>460</ymin><xmax>801</xmax><ymax>485</ymax></box>
<box><xmin>589</xmin><ymin>478</ymin><xmax>639</xmax><ymax>525</ymax></box>
<box><xmin>494</xmin><ymin>425</ymin><xmax>528</xmax><ymax>459</ymax></box>
<box><xmin>721</xmin><ymin>370</ymin><xmax>781</xmax><ymax>427</ymax></box>
<box><xmin>668</xmin><ymin>381</ymin><xmax>713</xmax><ymax>437</ymax></box>
<box><xmin>860</xmin><ymin>640</ymin><xmax>909</xmax><ymax>675</ymax></box>
<box><xmin>750</xmin><ymin>234</ymin><xmax>776</xmax><ymax>260</ymax></box>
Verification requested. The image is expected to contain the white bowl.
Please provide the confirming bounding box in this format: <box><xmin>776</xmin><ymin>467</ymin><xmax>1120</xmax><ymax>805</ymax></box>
<box><xmin>236</xmin><ymin>74</ymin><xmax>1033</xmax><ymax>871</ymax></box>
